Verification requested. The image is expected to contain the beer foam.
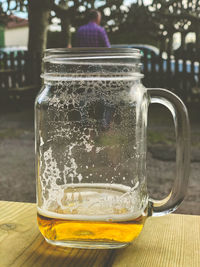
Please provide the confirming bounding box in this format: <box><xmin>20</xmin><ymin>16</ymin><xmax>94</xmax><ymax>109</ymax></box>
<box><xmin>37</xmin><ymin>183</ymin><xmax>148</xmax><ymax>222</ymax></box>
<box><xmin>37</xmin><ymin>207</ymin><xmax>146</xmax><ymax>222</ymax></box>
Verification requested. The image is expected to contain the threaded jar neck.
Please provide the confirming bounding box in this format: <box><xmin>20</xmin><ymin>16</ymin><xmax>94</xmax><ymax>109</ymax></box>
<box><xmin>42</xmin><ymin>48</ymin><xmax>143</xmax><ymax>81</ymax></box>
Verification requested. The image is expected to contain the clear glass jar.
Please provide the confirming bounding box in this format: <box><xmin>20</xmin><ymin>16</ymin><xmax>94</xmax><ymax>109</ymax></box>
<box><xmin>35</xmin><ymin>48</ymin><xmax>190</xmax><ymax>249</ymax></box>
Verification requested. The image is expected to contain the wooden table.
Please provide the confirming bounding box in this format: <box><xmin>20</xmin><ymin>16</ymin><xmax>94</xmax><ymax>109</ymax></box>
<box><xmin>0</xmin><ymin>201</ymin><xmax>199</xmax><ymax>267</ymax></box>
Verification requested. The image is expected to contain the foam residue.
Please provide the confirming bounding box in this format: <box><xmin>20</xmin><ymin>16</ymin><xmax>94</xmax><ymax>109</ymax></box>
<box><xmin>37</xmin><ymin>183</ymin><xmax>148</xmax><ymax>221</ymax></box>
<box><xmin>37</xmin><ymin>77</ymin><xmax>147</xmax><ymax>217</ymax></box>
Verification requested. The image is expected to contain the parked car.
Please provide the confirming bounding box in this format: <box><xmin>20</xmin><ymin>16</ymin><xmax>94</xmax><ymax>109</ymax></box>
<box><xmin>111</xmin><ymin>43</ymin><xmax>200</xmax><ymax>96</ymax></box>
<box><xmin>111</xmin><ymin>43</ymin><xmax>199</xmax><ymax>73</ymax></box>
<box><xmin>111</xmin><ymin>44</ymin><xmax>160</xmax><ymax>59</ymax></box>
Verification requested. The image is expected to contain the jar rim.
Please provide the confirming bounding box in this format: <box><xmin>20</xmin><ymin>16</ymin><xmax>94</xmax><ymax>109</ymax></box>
<box><xmin>44</xmin><ymin>47</ymin><xmax>141</xmax><ymax>60</ymax></box>
<box><xmin>43</xmin><ymin>48</ymin><xmax>143</xmax><ymax>81</ymax></box>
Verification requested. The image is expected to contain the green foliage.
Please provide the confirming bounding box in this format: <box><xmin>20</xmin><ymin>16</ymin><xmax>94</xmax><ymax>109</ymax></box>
<box><xmin>110</xmin><ymin>3</ymin><xmax>158</xmax><ymax>44</ymax></box>
<box><xmin>1</xmin><ymin>0</ymin><xmax>28</xmax><ymax>13</ymax></box>
<box><xmin>0</xmin><ymin>25</ymin><xmax>5</xmax><ymax>47</ymax></box>
<box><xmin>148</xmin><ymin>0</ymin><xmax>200</xmax><ymax>35</ymax></box>
<box><xmin>3</xmin><ymin>0</ymin><xmax>200</xmax><ymax>49</ymax></box>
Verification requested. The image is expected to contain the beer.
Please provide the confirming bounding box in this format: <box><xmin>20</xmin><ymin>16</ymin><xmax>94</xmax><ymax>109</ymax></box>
<box><xmin>37</xmin><ymin>184</ymin><xmax>147</xmax><ymax>246</ymax></box>
<box><xmin>38</xmin><ymin>213</ymin><xmax>145</xmax><ymax>244</ymax></box>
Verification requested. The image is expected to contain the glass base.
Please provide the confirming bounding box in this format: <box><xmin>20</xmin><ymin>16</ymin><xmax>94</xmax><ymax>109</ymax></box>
<box><xmin>45</xmin><ymin>238</ymin><xmax>129</xmax><ymax>249</ymax></box>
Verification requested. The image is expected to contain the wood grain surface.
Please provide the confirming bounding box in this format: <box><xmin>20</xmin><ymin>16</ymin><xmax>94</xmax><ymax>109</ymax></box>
<box><xmin>0</xmin><ymin>201</ymin><xmax>199</xmax><ymax>267</ymax></box>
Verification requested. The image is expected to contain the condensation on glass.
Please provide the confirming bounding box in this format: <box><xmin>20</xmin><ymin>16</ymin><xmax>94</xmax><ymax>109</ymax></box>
<box><xmin>35</xmin><ymin>48</ymin><xmax>190</xmax><ymax>249</ymax></box>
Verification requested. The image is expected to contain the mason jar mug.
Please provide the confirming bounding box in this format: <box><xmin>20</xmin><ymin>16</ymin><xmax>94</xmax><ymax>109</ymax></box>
<box><xmin>35</xmin><ymin>48</ymin><xmax>190</xmax><ymax>249</ymax></box>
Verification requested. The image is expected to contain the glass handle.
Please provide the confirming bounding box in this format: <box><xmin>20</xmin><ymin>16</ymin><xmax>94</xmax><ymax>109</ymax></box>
<box><xmin>148</xmin><ymin>88</ymin><xmax>190</xmax><ymax>216</ymax></box>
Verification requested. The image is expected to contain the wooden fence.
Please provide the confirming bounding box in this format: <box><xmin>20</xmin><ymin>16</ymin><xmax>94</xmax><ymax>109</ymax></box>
<box><xmin>141</xmin><ymin>50</ymin><xmax>200</xmax><ymax>103</ymax></box>
<box><xmin>0</xmin><ymin>50</ymin><xmax>200</xmax><ymax>103</ymax></box>
<box><xmin>0</xmin><ymin>51</ymin><xmax>39</xmax><ymax>103</ymax></box>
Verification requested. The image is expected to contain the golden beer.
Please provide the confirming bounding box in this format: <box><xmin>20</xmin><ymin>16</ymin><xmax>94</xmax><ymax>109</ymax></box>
<box><xmin>37</xmin><ymin>213</ymin><xmax>145</xmax><ymax>244</ymax></box>
<box><xmin>37</xmin><ymin>184</ymin><xmax>147</xmax><ymax>247</ymax></box>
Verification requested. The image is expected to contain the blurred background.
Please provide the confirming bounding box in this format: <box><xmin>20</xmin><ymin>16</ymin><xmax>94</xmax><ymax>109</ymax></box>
<box><xmin>0</xmin><ymin>0</ymin><xmax>199</xmax><ymax>215</ymax></box>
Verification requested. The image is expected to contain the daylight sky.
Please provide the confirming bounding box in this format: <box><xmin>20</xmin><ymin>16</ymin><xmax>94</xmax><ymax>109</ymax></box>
<box><xmin>1</xmin><ymin>0</ymin><xmax>153</xmax><ymax>18</ymax></box>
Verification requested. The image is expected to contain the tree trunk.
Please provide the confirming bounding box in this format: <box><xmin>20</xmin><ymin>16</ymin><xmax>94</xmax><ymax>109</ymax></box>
<box><xmin>60</xmin><ymin>16</ymin><xmax>71</xmax><ymax>48</ymax></box>
<box><xmin>59</xmin><ymin>0</ymin><xmax>71</xmax><ymax>48</ymax></box>
<box><xmin>181</xmin><ymin>32</ymin><xmax>186</xmax><ymax>50</ymax></box>
<box><xmin>167</xmin><ymin>33</ymin><xmax>173</xmax><ymax>54</ymax></box>
<box><xmin>91</xmin><ymin>0</ymin><xmax>95</xmax><ymax>9</ymax></box>
<box><xmin>195</xmin><ymin>25</ymin><xmax>200</xmax><ymax>54</ymax></box>
<box><xmin>159</xmin><ymin>37</ymin><xmax>166</xmax><ymax>54</ymax></box>
<box><xmin>28</xmin><ymin>0</ymin><xmax>51</xmax><ymax>88</ymax></box>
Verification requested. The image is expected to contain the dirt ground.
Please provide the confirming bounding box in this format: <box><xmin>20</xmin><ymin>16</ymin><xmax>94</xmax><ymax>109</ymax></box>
<box><xmin>0</xmin><ymin>103</ymin><xmax>199</xmax><ymax>215</ymax></box>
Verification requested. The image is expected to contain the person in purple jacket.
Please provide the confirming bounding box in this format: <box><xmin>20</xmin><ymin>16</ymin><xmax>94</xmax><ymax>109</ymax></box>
<box><xmin>75</xmin><ymin>10</ymin><xmax>111</xmax><ymax>48</ymax></box>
